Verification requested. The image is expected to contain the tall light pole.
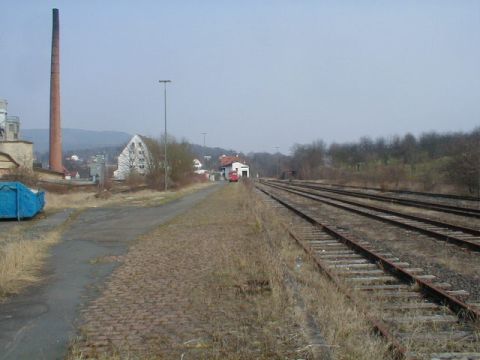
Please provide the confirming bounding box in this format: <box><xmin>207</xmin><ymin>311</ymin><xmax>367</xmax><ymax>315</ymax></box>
<box><xmin>201</xmin><ymin>132</ymin><xmax>207</xmax><ymax>169</ymax></box>
<box><xmin>159</xmin><ymin>80</ymin><xmax>171</xmax><ymax>191</ymax></box>
<box><xmin>274</xmin><ymin>146</ymin><xmax>280</xmax><ymax>178</ymax></box>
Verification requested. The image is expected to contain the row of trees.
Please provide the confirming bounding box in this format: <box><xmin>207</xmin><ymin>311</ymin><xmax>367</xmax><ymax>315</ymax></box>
<box><xmin>286</xmin><ymin>129</ymin><xmax>480</xmax><ymax>194</ymax></box>
<box><xmin>327</xmin><ymin>131</ymin><xmax>479</xmax><ymax>169</ymax></box>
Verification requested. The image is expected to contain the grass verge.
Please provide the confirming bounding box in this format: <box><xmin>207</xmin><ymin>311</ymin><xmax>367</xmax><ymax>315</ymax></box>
<box><xmin>45</xmin><ymin>182</ymin><xmax>213</xmax><ymax>211</ymax></box>
<box><xmin>0</xmin><ymin>210</ymin><xmax>80</xmax><ymax>301</ymax></box>
<box><xmin>249</xmin><ymin>184</ymin><xmax>393</xmax><ymax>360</ymax></box>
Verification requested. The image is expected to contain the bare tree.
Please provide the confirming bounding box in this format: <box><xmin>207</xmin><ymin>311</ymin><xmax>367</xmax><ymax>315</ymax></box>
<box><xmin>143</xmin><ymin>136</ymin><xmax>195</xmax><ymax>189</ymax></box>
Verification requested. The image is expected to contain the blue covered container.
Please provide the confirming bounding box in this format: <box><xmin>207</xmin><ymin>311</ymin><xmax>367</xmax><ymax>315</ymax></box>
<box><xmin>0</xmin><ymin>182</ymin><xmax>45</xmax><ymax>220</ymax></box>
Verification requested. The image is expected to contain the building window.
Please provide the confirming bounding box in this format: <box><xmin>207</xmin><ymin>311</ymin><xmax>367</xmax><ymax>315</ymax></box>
<box><xmin>9</xmin><ymin>124</ymin><xmax>15</xmax><ymax>131</ymax></box>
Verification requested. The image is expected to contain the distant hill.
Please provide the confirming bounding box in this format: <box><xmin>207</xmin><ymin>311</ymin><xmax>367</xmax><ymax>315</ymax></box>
<box><xmin>22</xmin><ymin>128</ymin><xmax>132</xmax><ymax>153</ymax></box>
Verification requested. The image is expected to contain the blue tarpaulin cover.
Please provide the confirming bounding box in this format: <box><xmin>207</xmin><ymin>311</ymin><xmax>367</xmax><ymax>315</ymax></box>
<box><xmin>0</xmin><ymin>182</ymin><xmax>45</xmax><ymax>219</ymax></box>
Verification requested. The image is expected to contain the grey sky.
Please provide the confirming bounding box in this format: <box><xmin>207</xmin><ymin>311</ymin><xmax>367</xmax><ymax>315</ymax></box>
<box><xmin>1</xmin><ymin>0</ymin><xmax>479</xmax><ymax>153</ymax></box>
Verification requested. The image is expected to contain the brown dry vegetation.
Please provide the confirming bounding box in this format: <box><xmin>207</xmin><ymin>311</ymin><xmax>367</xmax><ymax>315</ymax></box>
<box><xmin>0</xmin><ymin>217</ymin><xmax>74</xmax><ymax>300</ymax></box>
<box><xmin>69</xmin><ymin>181</ymin><xmax>391</xmax><ymax>359</ymax></box>
<box><xmin>45</xmin><ymin>182</ymin><xmax>213</xmax><ymax>211</ymax></box>
<box><xmin>250</xmin><ymin>185</ymin><xmax>393</xmax><ymax>360</ymax></box>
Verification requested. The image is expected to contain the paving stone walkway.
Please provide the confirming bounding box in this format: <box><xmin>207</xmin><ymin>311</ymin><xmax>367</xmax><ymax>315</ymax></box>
<box><xmin>76</xmin><ymin>185</ymin><xmax>244</xmax><ymax>358</ymax></box>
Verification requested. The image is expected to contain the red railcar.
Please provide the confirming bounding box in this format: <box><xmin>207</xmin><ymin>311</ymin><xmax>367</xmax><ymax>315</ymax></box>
<box><xmin>228</xmin><ymin>171</ymin><xmax>239</xmax><ymax>182</ymax></box>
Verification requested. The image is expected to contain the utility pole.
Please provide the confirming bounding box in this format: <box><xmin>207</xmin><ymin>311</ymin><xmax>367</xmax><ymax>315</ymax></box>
<box><xmin>201</xmin><ymin>132</ymin><xmax>207</xmax><ymax>170</ymax></box>
<box><xmin>274</xmin><ymin>146</ymin><xmax>280</xmax><ymax>178</ymax></box>
<box><xmin>478</xmin><ymin>138</ymin><xmax>480</xmax><ymax>208</ymax></box>
<box><xmin>158</xmin><ymin>80</ymin><xmax>171</xmax><ymax>191</ymax></box>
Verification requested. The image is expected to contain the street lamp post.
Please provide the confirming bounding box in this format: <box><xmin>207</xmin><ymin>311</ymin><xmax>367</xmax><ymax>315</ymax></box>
<box><xmin>201</xmin><ymin>132</ymin><xmax>207</xmax><ymax>169</ymax></box>
<box><xmin>274</xmin><ymin>147</ymin><xmax>280</xmax><ymax>178</ymax></box>
<box><xmin>159</xmin><ymin>80</ymin><xmax>171</xmax><ymax>191</ymax></box>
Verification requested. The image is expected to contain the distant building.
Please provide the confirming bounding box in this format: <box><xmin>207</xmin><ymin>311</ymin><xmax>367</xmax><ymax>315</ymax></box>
<box><xmin>193</xmin><ymin>158</ymin><xmax>202</xmax><ymax>170</ymax></box>
<box><xmin>0</xmin><ymin>99</ymin><xmax>20</xmax><ymax>141</ymax></box>
<box><xmin>193</xmin><ymin>158</ymin><xmax>207</xmax><ymax>175</ymax></box>
<box><xmin>89</xmin><ymin>154</ymin><xmax>106</xmax><ymax>183</ymax></box>
<box><xmin>219</xmin><ymin>155</ymin><xmax>249</xmax><ymax>179</ymax></box>
<box><xmin>114</xmin><ymin>134</ymin><xmax>151</xmax><ymax>180</ymax></box>
<box><xmin>0</xmin><ymin>99</ymin><xmax>34</xmax><ymax>173</ymax></box>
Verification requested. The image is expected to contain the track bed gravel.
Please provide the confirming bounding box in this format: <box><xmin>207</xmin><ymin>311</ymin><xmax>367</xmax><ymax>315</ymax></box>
<box><xmin>277</xmin><ymin>191</ymin><xmax>480</xmax><ymax>303</ymax></box>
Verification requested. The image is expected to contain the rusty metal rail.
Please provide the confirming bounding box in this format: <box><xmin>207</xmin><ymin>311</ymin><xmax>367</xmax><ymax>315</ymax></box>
<box><xmin>262</xmin><ymin>180</ymin><xmax>480</xmax><ymax>253</ymax></box>
<box><xmin>255</xmin><ymin>182</ymin><xmax>480</xmax><ymax>360</ymax></box>
<box><xmin>274</xmin><ymin>179</ymin><xmax>480</xmax><ymax>218</ymax></box>
<box><xmin>316</xmin><ymin>181</ymin><xmax>480</xmax><ymax>202</ymax></box>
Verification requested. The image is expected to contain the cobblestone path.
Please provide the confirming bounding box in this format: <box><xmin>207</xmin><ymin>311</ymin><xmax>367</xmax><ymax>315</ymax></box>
<box><xmin>75</xmin><ymin>184</ymin><xmax>251</xmax><ymax>358</ymax></box>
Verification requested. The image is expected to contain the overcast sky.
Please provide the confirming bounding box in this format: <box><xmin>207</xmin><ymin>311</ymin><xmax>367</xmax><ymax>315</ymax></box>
<box><xmin>1</xmin><ymin>1</ymin><xmax>479</xmax><ymax>153</ymax></box>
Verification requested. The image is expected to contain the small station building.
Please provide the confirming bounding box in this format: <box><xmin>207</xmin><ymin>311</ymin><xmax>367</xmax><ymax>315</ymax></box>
<box><xmin>219</xmin><ymin>155</ymin><xmax>249</xmax><ymax>180</ymax></box>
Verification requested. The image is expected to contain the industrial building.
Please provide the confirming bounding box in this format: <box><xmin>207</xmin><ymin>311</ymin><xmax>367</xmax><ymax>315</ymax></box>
<box><xmin>0</xmin><ymin>9</ymin><xmax>64</xmax><ymax>181</ymax></box>
<box><xmin>0</xmin><ymin>99</ymin><xmax>20</xmax><ymax>141</ymax></box>
<box><xmin>0</xmin><ymin>99</ymin><xmax>34</xmax><ymax>175</ymax></box>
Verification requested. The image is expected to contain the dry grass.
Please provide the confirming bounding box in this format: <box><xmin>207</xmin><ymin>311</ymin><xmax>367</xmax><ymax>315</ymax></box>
<box><xmin>196</xmin><ymin>206</ymin><xmax>307</xmax><ymax>359</ymax></box>
<box><xmin>45</xmin><ymin>182</ymin><xmax>213</xmax><ymax>211</ymax></box>
<box><xmin>0</xmin><ymin>231</ymin><xmax>60</xmax><ymax>299</ymax></box>
<box><xmin>0</xmin><ymin>214</ymin><xmax>78</xmax><ymax>301</ymax></box>
<box><xmin>68</xmin><ymin>341</ymin><xmax>154</xmax><ymax>360</ymax></box>
<box><xmin>250</xmin><ymin>189</ymin><xmax>393</xmax><ymax>360</ymax></box>
<box><xmin>168</xmin><ymin>183</ymin><xmax>311</xmax><ymax>359</ymax></box>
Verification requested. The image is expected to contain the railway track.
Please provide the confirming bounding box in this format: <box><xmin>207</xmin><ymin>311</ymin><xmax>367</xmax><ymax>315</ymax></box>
<box><xmin>261</xmin><ymin>180</ymin><xmax>480</xmax><ymax>253</ymax></box>
<box><xmin>255</xmin><ymin>182</ymin><xmax>480</xmax><ymax>360</ymax></box>
<box><xmin>320</xmin><ymin>182</ymin><xmax>480</xmax><ymax>203</ymax></box>
<box><xmin>276</xmin><ymin>180</ymin><xmax>480</xmax><ymax>219</ymax></box>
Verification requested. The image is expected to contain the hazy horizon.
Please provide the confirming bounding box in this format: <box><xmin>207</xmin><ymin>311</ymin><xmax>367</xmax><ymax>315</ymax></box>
<box><xmin>1</xmin><ymin>1</ymin><xmax>479</xmax><ymax>154</ymax></box>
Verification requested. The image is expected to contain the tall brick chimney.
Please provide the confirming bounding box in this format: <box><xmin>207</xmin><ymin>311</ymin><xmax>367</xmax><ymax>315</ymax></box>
<box><xmin>49</xmin><ymin>8</ymin><xmax>62</xmax><ymax>172</ymax></box>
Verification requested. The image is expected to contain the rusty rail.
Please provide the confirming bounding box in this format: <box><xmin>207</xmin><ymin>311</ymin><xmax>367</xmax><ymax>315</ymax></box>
<box><xmin>262</xmin><ymin>180</ymin><xmax>480</xmax><ymax>253</ymax></box>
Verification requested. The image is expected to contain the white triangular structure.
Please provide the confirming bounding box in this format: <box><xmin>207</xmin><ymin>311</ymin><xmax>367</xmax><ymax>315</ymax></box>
<box><xmin>114</xmin><ymin>134</ymin><xmax>150</xmax><ymax>180</ymax></box>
